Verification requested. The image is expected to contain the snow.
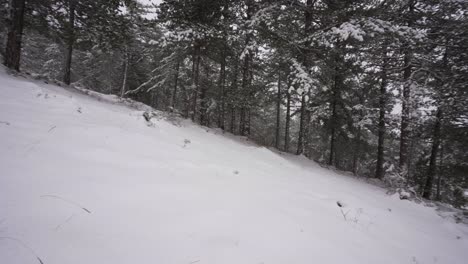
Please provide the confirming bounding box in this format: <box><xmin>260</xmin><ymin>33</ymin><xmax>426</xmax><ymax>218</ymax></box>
<box><xmin>1</xmin><ymin>70</ymin><xmax>468</xmax><ymax>264</ymax></box>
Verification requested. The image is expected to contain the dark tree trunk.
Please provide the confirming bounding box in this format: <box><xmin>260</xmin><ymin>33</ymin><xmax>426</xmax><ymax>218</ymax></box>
<box><xmin>297</xmin><ymin>0</ymin><xmax>314</xmax><ymax>156</ymax></box>
<box><xmin>230</xmin><ymin>57</ymin><xmax>239</xmax><ymax>134</ymax></box>
<box><xmin>275</xmin><ymin>71</ymin><xmax>281</xmax><ymax>149</ymax></box>
<box><xmin>239</xmin><ymin>52</ymin><xmax>250</xmax><ymax>136</ymax></box>
<box><xmin>171</xmin><ymin>60</ymin><xmax>180</xmax><ymax>109</ymax></box>
<box><xmin>436</xmin><ymin>143</ymin><xmax>444</xmax><ymax>201</ymax></box>
<box><xmin>246</xmin><ymin>108</ymin><xmax>251</xmax><ymax>135</ymax></box>
<box><xmin>240</xmin><ymin>107</ymin><xmax>246</xmax><ymax>136</ymax></box>
<box><xmin>284</xmin><ymin>86</ymin><xmax>291</xmax><ymax>152</ymax></box>
<box><xmin>191</xmin><ymin>43</ymin><xmax>201</xmax><ymax>121</ymax></box>
<box><xmin>353</xmin><ymin>127</ymin><xmax>361</xmax><ymax>175</ymax></box>
<box><xmin>328</xmin><ymin>108</ymin><xmax>336</xmax><ymax>166</ymax></box>
<box><xmin>328</xmin><ymin>69</ymin><xmax>339</xmax><ymax>166</ymax></box>
<box><xmin>423</xmin><ymin>108</ymin><xmax>442</xmax><ymax>199</ymax></box>
<box><xmin>199</xmin><ymin>65</ymin><xmax>208</xmax><ymax>126</ymax></box>
<box><xmin>230</xmin><ymin>107</ymin><xmax>236</xmax><ymax>134</ymax></box>
<box><xmin>375</xmin><ymin>53</ymin><xmax>388</xmax><ymax>179</ymax></box>
<box><xmin>296</xmin><ymin>94</ymin><xmax>307</xmax><ymax>155</ymax></box>
<box><xmin>399</xmin><ymin>52</ymin><xmax>412</xmax><ymax>176</ymax></box>
<box><xmin>217</xmin><ymin>49</ymin><xmax>226</xmax><ymax>130</ymax></box>
<box><xmin>63</xmin><ymin>0</ymin><xmax>76</xmax><ymax>85</ymax></box>
<box><xmin>120</xmin><ymin>47</ymin><xmax>129</xmax><ymax>98</ymax></box>
<box><xmin>239</xmin><ymin>0</ymin><xmax>253</xmax><ymax>136</ymax></box>
<box><xmin>399</xmin><ymin>1</ymin><xmax>414</xmax><ymax>177</ymax></box>
<box><xmin>4</xmin><ymin>0</ymin><xmax>26</xmax><ymax>71</ymax></box>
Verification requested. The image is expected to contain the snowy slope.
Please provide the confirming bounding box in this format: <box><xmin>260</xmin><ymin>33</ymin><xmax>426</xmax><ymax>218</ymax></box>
<box><xmin>1</xmin><ymin>70</ymin><xmax>467</xmax><ymax>264</ymax></box>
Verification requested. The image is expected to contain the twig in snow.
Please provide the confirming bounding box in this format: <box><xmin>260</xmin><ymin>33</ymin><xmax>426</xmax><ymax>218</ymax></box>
<box><xmin>189</xmin><ymin>260</ymin><xmax>200</xmax><ymax>264</ymax></box>
<box><xmin>47</xmin><ymin>126</ymin><xmax>56</xmax><ymax>133</ymax></box>
<box><xmin>0</xmin><ymin>236</ymin><xmax>44</xmax><ymax>264</ymax></box>
<box><xmin>340</xmin><ymin>209</ymin><xmax>350</xmax><ymax>221</ymax></box>
<box><xmin>40</xmin><ymin>195</ymin><xmax>91</xmax><ymax>214</ymax></box>
<box><xmin>0</xmin><ymin>121</ymin><xmax>10</xmax><ymax>126</ymax></box>
<box><xmin>54</xmin><ymin>214</ymin><xmax>76</xmax><ymax>231</ymax></box>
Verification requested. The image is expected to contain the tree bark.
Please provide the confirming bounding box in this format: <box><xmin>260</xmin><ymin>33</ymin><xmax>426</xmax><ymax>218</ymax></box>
<box><xmin>297</xmin><ymin>0</ymin><xmax>314</xmax><ymax>156</ymax></box>
<box><xmin>275</xmin><ymin>71</ymin><xmax>281</xmax><ymax>149</ymax></box>
<box><xmin>240</xmin><ymin>50</ymin><xmax>250</xmax><ymax>136</ymax></box>
<box><xmin>63</xmin><ymin>0</ymin><xmax>76</xmax><ymax>85</ymax></box>
<box><xmin>375</xmin><ymin>52</ymin><xmax>388</xmax><ymax>178</ymax></box>
<box><xmin>120</xmin><ymin>47</ymin><xmax>129</xmax><ymax>98</ymax></box>
<box><xmin>4</xmin><ymin>0</ymin><xmax>26</xmax><ymax>71</ymax></box>
<box><xmin>423</xmin><ymin>108</ymin><xmax>442</xmax><ymax>199</ymax></box>
<box><xmin>229</xmin><ymin>58</ymin><xmax>239</xmax><ymax>134</ymax></box>
<box><xmin>171</xmin><ymin>60</ymin><xmax>180</xmax><ymax>109</ymax></box>
<box><xmin>296</xmin><ymin>94</ymin><xmax>307</xmax><ymax>155</ymax></box>
<box><xmin>239</xmin><ymin>0</ymin><xmax>254</xmax><ymax>136</ymax></box>
<box><xmin>328</xmin><ymin>99</ymin><xmax>337</xmax><ymax>166</ymax></box>
<box><xmin>436</xmin><ymin>143</ymin><xmax>444</xmax><ymax>201</ymax></box>
<box><xmin>217</xmin><ymin>49</ymin><xmax>226</xmax><ymax>130</ymax></box>
<box><xmin>199</xmin><ymin>64</ymin><xmax>208</xmax><ymax>126</ymax></box>
<box><xmin>399</xmin><ymin>0</ymin><xmax>415</xmax><ymax>177</ymax></box>
<box><xmin>328</xmin><ymin>63</ymin><xmax>339</xmax><ymax>166</ymax></box>
<box><xmin>191</xmin><ymin>43</ymin><xmax>201</xmax><ymax>121</ymax></box>
<box><xmin>284</xmin><ymin>85</ymin><xmax>291</xmax><ymax>152</ymax></box>
<box><xmin>353</xmin><ymin>127</ymin><xmax>361</xmax><ymax>175</ymax></box>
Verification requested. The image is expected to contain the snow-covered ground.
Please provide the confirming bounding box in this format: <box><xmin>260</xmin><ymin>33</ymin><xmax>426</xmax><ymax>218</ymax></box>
<box><xmin>1</xmin><ymin>69</ymin><xmax>467</xmax><ymax>264</ymax></box>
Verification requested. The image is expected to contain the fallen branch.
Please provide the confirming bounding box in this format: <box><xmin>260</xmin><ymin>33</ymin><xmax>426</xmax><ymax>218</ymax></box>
<box><xmin>40</xmin><ymin>195</ymin><xmax>91</xmax><ymax>214</ymax></box>
<box><xmin>0</xmin><ymin>236</ymin><xmax>44</xmax><ymax>264</ymax></box>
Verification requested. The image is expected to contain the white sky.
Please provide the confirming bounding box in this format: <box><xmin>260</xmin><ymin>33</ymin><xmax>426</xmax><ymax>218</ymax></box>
<box><xmin>138</xmin><ymin>0</ymin><xmax>162</xmax><ymax>6</ymax></box>
<box><xmin>137</xmin><ymin>0</ymin><xmax>161</xmax><ymax>19</ymax></box>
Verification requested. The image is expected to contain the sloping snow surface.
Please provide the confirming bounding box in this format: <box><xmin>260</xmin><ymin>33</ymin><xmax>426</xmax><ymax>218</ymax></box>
<box><xmin>1</xmin><ymin>70</ymin><xmax>467</xmax><ymax>264</ymax></box>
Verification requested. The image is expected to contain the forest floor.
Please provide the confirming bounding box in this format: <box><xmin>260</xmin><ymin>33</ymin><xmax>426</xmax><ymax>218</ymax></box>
<box><xmin>1</xmin><ymin>68</ymin><xmax>468</xmax><ymax>264</ymax></box>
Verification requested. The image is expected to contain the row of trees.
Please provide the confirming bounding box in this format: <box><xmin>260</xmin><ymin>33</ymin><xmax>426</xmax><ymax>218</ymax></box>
<box><xmin>2</xmin><ymin>0</ymin><xmax>467</xmax><ymax>206</ymax></box>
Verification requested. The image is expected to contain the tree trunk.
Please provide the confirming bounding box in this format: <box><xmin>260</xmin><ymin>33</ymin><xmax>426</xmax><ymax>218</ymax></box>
<box><xmin>436</xmin><ymin>143</ymin><xmax>444</xmax><ymax>201</ymax></box>
<box><xmin>399</xmin><ymin>1</ymin><xmax>414</xmax><ymax>177</ymax></box>
<box><xmin>297</xmin><ymin>0</ymin><xmax>314</xmax><ymax>156</ymax></box>
<box><xmin>275</xmin><ymin>71</ymin><xmax>281</xmax><ymax>149</ymax></box>
<box><xmin>199</xmin><ymin>65</ymin><xmax>208</xmax><ymax>126</ymax></box>
<box><xmin>229</xmin><ymin>58</ymin><xmax>239</xmax><ymax>134</ymax></box>
<box><xmin>171</xmin><ymin>60</ymin><xmax>180</xmax><ymax>109</ymax></box>
<box><xmin>246</xmin><ymin>108</ymin><xmax>251</xmax><ymax>136</ymax></box>
<box><xmin>191</xmin><ymin>43</ymin><xmax>201</xmax><ymax>121</ymax></box>
<box><xmin>239</xmin><ymin>106</ymin><xmax>247</xmax><ymax>136</ymax></box>
<box><xmin>4</xmin><ymin>0</ymin><xmax>26</xmax><ymax>71</ymax></box>
<box><xmin>423</xmin><ymin>108</ymin><xmax>442</xmax><ymax>199</ymax></box>
<box><xmin>328</xmin><ymin>67</ymin><xmax>339</xmax><ymax>166</ymax></box>
<box><xmin>353</xmin><ymin>127</ymin><xmax>361</xmax><ymax>175</ymax></box>
<box><xmin>284</xmin><ymin>86</ymin><xmax>291</xmax><ymax>152</ymax></box>
<box><xmin>375</xmin><ymin>53</ymin><xmax>388</xmax><ymax>178</ymax></box>
<box><xmin>296</xmin><ymin>94</ymin><xmax>306</xmax><ymax>155</ymax></box>
<box><xmin>239</xmin><ymin>0</ymin><xmax>253</xmax><ymax>136</ymax></box>
<box><xmin>120</xmin><ymin>48</ymin><xmax>129</xmax><ymax>98</ymax></box>
<box><xmin>63</xmin><ymin>0</ymin><xmax>76</xmax><ymax>85</ymax></box>
<box><xmin>217</xmin><ymin>49</ymin><xmax>226</xmax><ymax>130</ymax></box>
<box><xmin>240</xmin><ymin>50</ymin><xmax>250</xmax><ymax>136</ymax></box>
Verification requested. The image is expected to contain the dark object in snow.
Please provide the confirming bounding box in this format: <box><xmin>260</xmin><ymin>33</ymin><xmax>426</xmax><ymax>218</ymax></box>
<box><xmin>0</xmin><ymin>121</ymin><xmax>10</xmax><ymax>126</ymax></box>
<box><xmin>183</xmin><ymin>139</ymin><xmax>191</xmax><ymax>148</ymax></box>
<box><xmin>41</xmin><ymin>195</ymin><xmax>91</xmax><ymax>214</ymax></box>
<box><xmin>0</xmin><ymin>236</ymin><xmax>44</xmax><ymax>264</ymax></box>
<box><xmin>77</xmin><ymin>107</ymin><xmax>82</xmax><ymax>113</ymax></box>
<box><xmin>233</xmin><ymin>170</ymin><xmax>239</xmax><ymax>175</ymax></box>
<box><xmin>143</xmin><ymin>111</ymin><xmax>158</xmax><ymax>122</ymax></box>
<box><xmin>336</xmin><ymin>201</ymin><xmax>343</xmax><ymax>207</ymax></box>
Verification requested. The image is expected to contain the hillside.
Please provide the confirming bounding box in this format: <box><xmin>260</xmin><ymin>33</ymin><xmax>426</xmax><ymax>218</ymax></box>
<box><xmin>1</xmin><ymin>70</ymin><xmax>467</xmax><ymax>264</ymax></box>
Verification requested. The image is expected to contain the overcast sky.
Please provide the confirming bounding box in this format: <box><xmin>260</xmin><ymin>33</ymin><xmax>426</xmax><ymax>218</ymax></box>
<box><xmin>137</xmin><ymin>0</ymin><xmax>161</xmax><ymax>19</ymax></box>
<box><xmin>138</xmin><ymin>0</ymin><xmax>162</xmax><ymax>6</ymax></box>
